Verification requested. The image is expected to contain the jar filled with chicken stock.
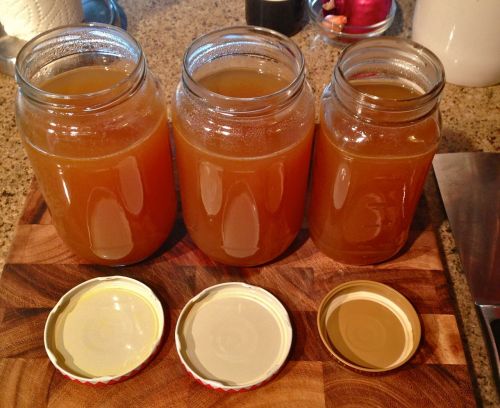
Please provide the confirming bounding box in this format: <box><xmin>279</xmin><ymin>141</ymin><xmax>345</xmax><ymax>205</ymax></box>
<box><xmin>172</xmin><ymin>26</ymin><xmax>315</xmax><ymax>266</ymax></box>
<box><xmin>308</xmin><ymin>37</ymin><xmax>444</xmax><ymax>265</ymax></box>
<box><xmin>15</xmin><ymin>24</ymin><xmax>177</xmax><ymax>265</ymax></box>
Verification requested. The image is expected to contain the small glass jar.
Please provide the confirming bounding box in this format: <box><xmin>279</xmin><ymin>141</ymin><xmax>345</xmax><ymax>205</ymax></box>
<box><xmin>172</xmin><ymin>26</ymin><xmax>315</xmax><ymax>266</ymax></box>
<box><xmin>15</xmin><ymin>24</ymin><xmax>177</xmax><ymax>265</ymax></box>
<box><xmin>308</xmin><ymin>37</ymin><xmax>445</xmax><ymax>265</ymax></box>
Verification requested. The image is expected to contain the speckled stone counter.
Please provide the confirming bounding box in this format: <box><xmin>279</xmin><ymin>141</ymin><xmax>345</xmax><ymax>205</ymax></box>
<box><xmin>0</xmin><ymin>0</ymin><xmax>498</xmax><ymax>405</ymax></box>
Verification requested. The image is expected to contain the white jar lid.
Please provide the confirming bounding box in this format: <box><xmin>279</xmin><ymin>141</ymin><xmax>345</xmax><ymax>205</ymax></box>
<box><xmin>175</xmin><ymin>282</ymin><xmax>293</xmax><ymax>391</ymax></box>
<box><xmin>44</xmin><ymin>276</ymin><xmax>164</xmax><ymax>385</ymax></box>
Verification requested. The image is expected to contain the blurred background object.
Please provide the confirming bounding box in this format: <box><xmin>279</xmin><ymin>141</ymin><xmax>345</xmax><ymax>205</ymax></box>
<box><xmin>307</xmin><ymin>0</ymin><xmax>396</xmax><ymax>46</ymax></box>
<box><xmin>0</xmin><ymin>0</ymin><xmax>126</xmax><ymax>76</ymax></box>
<box><xmin>0</xmin><ymin>0</ymin><xmax>84</xmax><ymax>41</ymax></box>
<box><xmin>245</xmin><ymin>0</ymin><xmax>306</xmax><ymax>36</ymax></box>
<box><xmin>412</xmin><ymin>0</ymin><xmax>500</xmax><ymax>87</ymax></box>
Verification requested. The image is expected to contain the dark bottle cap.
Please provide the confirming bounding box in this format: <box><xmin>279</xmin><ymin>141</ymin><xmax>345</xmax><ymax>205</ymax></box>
<box><xmin>245</xmin><ymin>0</ymin><xmax>306</xmax><ymax>36</ymax></box>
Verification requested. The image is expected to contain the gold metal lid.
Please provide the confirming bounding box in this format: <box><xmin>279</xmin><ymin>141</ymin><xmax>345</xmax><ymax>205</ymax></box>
<box><xmin>317</xmin><ymin>280</ymin><xmax>421</xmax><ymax>372</ymax></box>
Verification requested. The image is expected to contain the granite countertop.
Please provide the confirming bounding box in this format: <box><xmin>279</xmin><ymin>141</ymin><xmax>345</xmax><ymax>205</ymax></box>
<box><xmin>0</xmin><ymin>0</ymin><xmax>498</xmax><ymax>405</ymax></box>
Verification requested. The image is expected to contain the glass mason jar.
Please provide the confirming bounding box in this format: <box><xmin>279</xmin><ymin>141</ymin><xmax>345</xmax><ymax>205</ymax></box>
<box><xmin>308</xmin><ymin>37</ymin><xmax>445</xmax><ymax>265</ymax></box>
<box><xmin>172</xmin><ymin>26</ymin><xmax>315</xmax><ymax>266</ymax></box>
<box><xmin>15</xmin><ymin>24</ymin><xmax>177</xmax><ymax>266</ymax></box>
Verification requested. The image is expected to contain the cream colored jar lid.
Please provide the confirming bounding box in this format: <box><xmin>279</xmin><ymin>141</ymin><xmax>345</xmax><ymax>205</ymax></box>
<box><xmin>317</xmin><ymin>280</ymin><xmax>421</xmax><ymax>372</ymax></box>
<box><xmin>44</xmin><ymin>276</ymin><xmax>164</xmax><ymax>384</ymax></box>
<box><xmin>175</xmin><ymin>282</ymin><xmax>292</xmax><ymax>391</ymax></box>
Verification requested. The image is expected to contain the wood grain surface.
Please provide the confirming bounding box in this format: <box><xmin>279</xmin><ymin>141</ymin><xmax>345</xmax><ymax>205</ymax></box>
<box><xmin>0</xmin><ymin>180</ymin><xmax>475</xmax><ymax>407</ymax></box>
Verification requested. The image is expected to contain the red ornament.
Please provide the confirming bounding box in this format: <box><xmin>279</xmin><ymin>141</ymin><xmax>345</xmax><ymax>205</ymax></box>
<box><xmin>336</xmin><ymin>0</ymin><xmax>391</xmax><ymax>26</ymax></box>
<box><xmin>321</xmin><ymin>0</ymin><xmax>392</xmax><ymax>32</ymax></box>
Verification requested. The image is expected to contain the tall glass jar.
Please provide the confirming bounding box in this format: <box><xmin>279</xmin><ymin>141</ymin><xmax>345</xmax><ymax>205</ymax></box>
<box><xmin>15</xmin><ymin>24</ymin><xmax>177</xmax><ymax>266</ymax></box>
<box><xmin>172</xmin><ymin>26</ymin><xmax>315</xmax><ymax>266</ymax></box>
<box><xmin>308</xmin><ymin>37</ymin><xmax>445</xmax><ymax>265</ymax></box>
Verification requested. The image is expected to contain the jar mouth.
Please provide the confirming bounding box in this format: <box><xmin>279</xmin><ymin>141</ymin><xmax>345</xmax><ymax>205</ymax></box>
<box><xmin>181</xmin><ymin>26</ymin><xmax>306</xmax><ymax>115</ymax></box>
<box><xmin>15</xmin><ymin>23</ymin><xmax>145</xmax><ymax>110</ymax></box>
<box><xmin>333</xmin><ymin>37</ymin><xmax>445</xmax><ymax>120</ymax></box>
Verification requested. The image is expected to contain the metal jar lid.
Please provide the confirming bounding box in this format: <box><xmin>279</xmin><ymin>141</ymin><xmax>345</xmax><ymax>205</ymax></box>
<box><xmin>44</xmin><ymin>276</ymin><xmax>164</xmax><ymax>385</ymax></box>
<box><xmin>317</xmin><ymin>280</ymin><xmax>421</xmax><ymax>372</ymax></box>
<box><xmin>175</xmin><ymin>282</ymin><xmax>293</xmax><ymax>391</ymax></box>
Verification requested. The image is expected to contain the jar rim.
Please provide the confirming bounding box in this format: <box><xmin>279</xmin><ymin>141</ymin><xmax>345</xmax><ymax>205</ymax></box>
<box><xmin>181</xmin><ymin>25</ymin><xmax>306</xmax><ymax>115</ymax></box>
<box><xmin>334</xmin><ymin>37</ymin><xmax>445</xmax><ymax>115</ymax></box>
<box><xmin>15</xmin><ymin>23</ymin><xmax>145</xmax><ymax>109</ymax></box>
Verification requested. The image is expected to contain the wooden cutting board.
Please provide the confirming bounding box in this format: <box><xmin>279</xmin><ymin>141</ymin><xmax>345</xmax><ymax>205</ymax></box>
<box><xmin>0</xmin><ymin>180</ymin><xmax>475</xmax><ymax>407</ymax></box>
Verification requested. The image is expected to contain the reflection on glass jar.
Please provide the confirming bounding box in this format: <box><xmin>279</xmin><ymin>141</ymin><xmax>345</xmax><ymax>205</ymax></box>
<box><xmin>87</xmin><ymin>187</ymin><xmax>134</xmax><ymax>261</ymax></box>
<box><xmin>308</xmin><ymin>38</ymin><xmax>445</xmax><ymax>265</ymax></box>
<box><xmin>15</xmin><ymin>24</ymin><xmax>177</xmax><ymax>265</ymax></box>
<box><xmin>221</xmin><ymin>181</ymin><xmax>260</xmax><ymax>259</ymax></box>
<box><xmin>173</xmin><ymin>26</ymin><xmax>315</xmax><ymax>266</ymax></box>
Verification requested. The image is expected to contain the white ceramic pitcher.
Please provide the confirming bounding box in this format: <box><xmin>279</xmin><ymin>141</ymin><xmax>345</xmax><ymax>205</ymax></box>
<box><xmin>412</xmin><ymin>0</ymin><xmax>500</xmax><ymax>87</ymax></box>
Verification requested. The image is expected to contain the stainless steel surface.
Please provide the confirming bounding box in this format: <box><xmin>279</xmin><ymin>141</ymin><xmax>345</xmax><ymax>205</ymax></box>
<box><xmin>82</xmin><ymin>0</ymin><xmax>127</xmax><ymax>30</ymax></box>
<box><xmin>0</xmin><ymin>0</ymin><xmax>126</xmax><ymax>76</ymax></box>
<box><xmin>433</xmin><ymin>152</ymin><xmax>500</xmax><ymax>384</ymax></box>
<box><xmin>0</xmin><ymin>34</ymin><xmax>24</xmax><ymax>76</ymax></box>
<box><xmin>479</xmin><ymin>305</ymin><xmax>500</xmax><ymax>383</ymax></box>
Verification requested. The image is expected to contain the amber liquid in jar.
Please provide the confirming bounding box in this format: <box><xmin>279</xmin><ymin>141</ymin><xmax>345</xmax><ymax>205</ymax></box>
<box><xmin>174</xmin><ymin>68</ymin><xmax>314</xmax><ymax>265</ymax></box>
<box><xmin>309</xmin><ymin>81</ymin><xmax>439</xmax><ymax>265</ymax></box>
<box><xmin>22</xmin><ymin>66</ymin><xmax>176</xmax><ymax>265</ymax></box>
